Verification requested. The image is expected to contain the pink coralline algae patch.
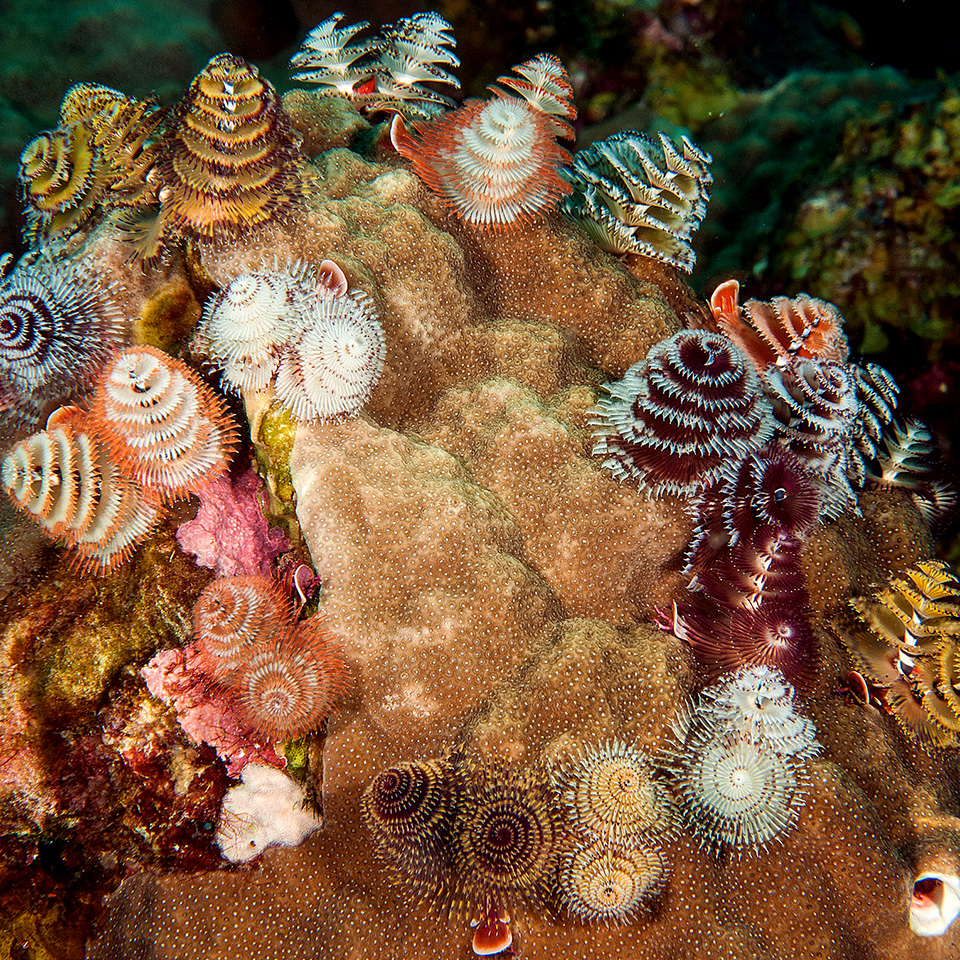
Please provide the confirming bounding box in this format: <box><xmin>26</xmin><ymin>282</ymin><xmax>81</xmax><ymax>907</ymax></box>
<box><xmin>175</xmin><ymin>471</ymin><xmax>289</xmax><ymax>577</ymax></box>
<box><xmin>142</xmin><ymin>647</ymin><xmax>284</xmax><ymax>777</ymax></box>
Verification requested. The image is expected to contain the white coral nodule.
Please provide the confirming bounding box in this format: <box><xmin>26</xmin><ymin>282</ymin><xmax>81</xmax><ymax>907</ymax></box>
<box><xmin>215</xmin><ymin>763</ymin><xmax>320</xmax><ymax>863</ymax></box>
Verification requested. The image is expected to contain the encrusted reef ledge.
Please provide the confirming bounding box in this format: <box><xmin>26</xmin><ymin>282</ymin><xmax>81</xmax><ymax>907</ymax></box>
<box><xmin>0</xmin><ymin>11</ymin><xmax>959</xmax><ymax>960</ymax></box>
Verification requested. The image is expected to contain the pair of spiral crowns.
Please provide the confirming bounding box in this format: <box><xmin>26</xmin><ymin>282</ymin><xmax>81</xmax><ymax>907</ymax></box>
<box><xmin>592</xmin><ymin>282</ymin><xmax>954</xmax><ymax>691</ymax></box>
<box><xmin>17</xmin><ymin>82</ymin><xmax>162</xmax><ymax>244</ymax></box>
<box><xmin>1</xmin><ymin>346</ymin><xmax>237</xmax><ymax>572</ymax></box>
<box><xmin>197</xmin><ymin>259</ymin><xmax>385</xmax><ymax>423</ymax></box>
<box><xmin>663</xmin><ymin>665</ymin><xmax>819</xmax><ymax>854</ymax></box>
<box><xmin>292</xmin><ymin>12</ymin><xmax>714</xmax><ymax>260</ymax></box>
<box><xmin>191</xmin><ymin>574</ymin><xmax>349</xmax><ymax>742</ymax></box>
<box><xmin>361</xmin><ymin>756</ymin><xmax>559</xmax><ymax>955</ymax></box>
<box><xmin>839</xmin><ymin>560</ymin><xmax>960</xmax><ymax>749</ymax></box>
<box><xmin>552</xmin><ymin>741</ymin><xmax>674</xmax><ymax>925</ymax></box>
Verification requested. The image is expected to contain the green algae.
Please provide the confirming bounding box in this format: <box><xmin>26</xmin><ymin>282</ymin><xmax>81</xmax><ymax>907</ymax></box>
<box><xmin>253</xmin><ymin>402</ymin><xmax>302</xmax><ymax>547</ymax></box>
<box><xmin>770</xmin><ymin>76</ymin><xmax>960</xmax><ymax>359</ymax></box>
<box><xmin>1</xmin><ymin>527</ymin><xmax>208</xmax><ymax>721</ymax></box>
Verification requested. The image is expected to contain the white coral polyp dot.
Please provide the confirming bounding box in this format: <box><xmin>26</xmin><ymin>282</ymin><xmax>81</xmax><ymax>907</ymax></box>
<box><xmin>274</xmin><ymin>291</ymin><xmax>385</xmax><ymax>422</ymax></box>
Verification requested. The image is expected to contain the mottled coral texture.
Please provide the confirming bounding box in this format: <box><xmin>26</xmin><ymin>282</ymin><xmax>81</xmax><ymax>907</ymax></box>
<box><xmin>75</xmin><ymin>87</ymin><xmax>960</xmax><ymax>960</ymax></box>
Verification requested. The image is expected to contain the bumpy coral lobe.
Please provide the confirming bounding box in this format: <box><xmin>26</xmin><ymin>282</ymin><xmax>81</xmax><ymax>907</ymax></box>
<box><xmin>157</xmin><ymin>54</ymin><xmax>301</xmax><ymax>241</ymax></box>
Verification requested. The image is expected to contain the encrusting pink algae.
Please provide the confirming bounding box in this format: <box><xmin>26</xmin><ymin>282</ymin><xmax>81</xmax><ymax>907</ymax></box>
<box><xmin>1</xmin><ymin>11</ymin><xmax>960</xmax><ymax>960</ymax></box>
